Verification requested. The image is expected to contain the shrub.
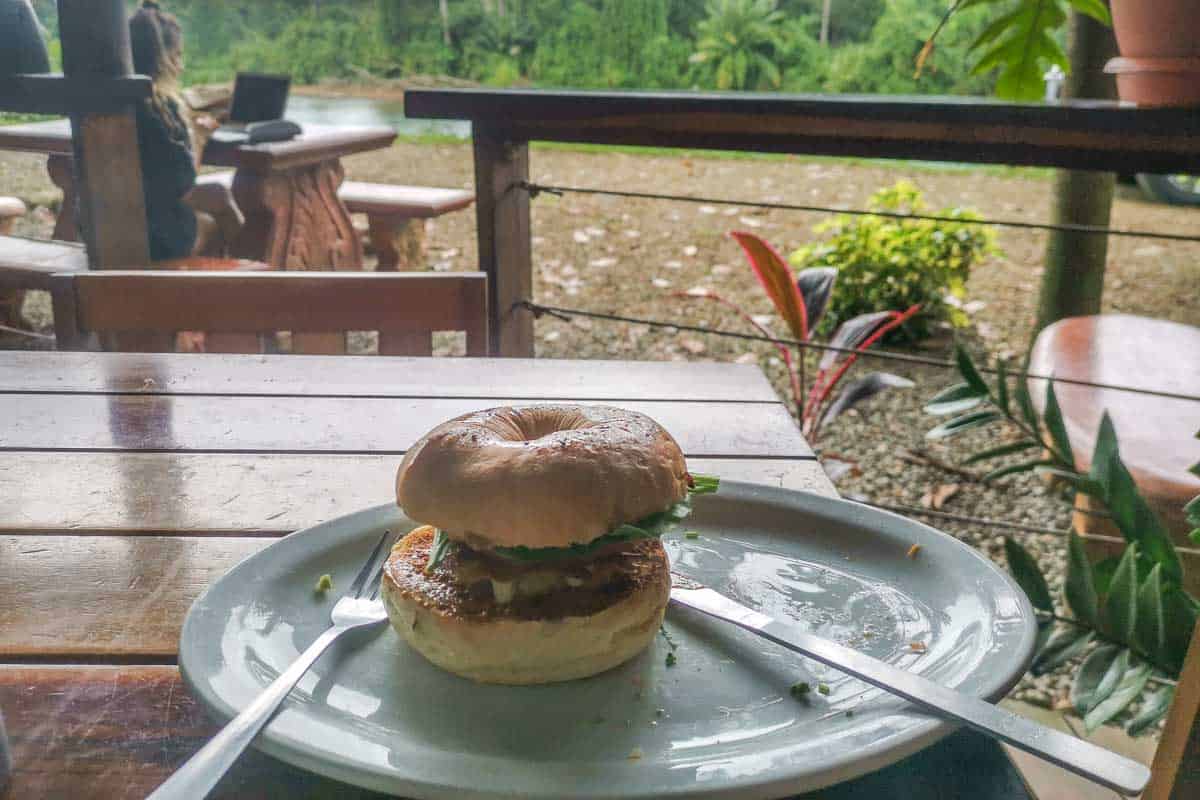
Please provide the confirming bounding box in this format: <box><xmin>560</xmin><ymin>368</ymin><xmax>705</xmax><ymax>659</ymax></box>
<box><xmin>789</xmin><ymin>181</ymin><xmax>996</xmax><ymax>341</ymax></box>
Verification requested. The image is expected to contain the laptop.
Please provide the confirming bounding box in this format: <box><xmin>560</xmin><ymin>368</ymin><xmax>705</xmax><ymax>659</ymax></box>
<box><xmin>211</xmin><ymin>73</ymin><xmax>300</xmax><ymax>144</ymax></box>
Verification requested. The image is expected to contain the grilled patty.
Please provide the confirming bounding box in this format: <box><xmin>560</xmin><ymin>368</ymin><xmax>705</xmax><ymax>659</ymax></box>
<box><xmin>383</xmin><ymin>525</ymin><xmax>669</xmax><ymax>621</ymax></box>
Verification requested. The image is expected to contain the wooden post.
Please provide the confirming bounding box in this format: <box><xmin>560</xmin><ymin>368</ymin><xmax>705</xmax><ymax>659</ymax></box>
<box><xmin>57</xmin><ymin>0</ymin><xmax>151</xmax><ymax>270</ymax></box>
<box><xmin>1145</xmin><ymin>621</ymin><xmax>1200</xmax><ymax>799</ymax></box>
<box><xmin>473</xmin><ymin>124</ymin><xmax>533</xmax><ymax>357</ymax></box>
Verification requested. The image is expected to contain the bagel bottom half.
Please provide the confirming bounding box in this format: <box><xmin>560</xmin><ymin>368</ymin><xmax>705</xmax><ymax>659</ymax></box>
<box><xmin>381</xmin><ymin>526</ymin><xmax>671</xmax><ymax>685</ymax></box>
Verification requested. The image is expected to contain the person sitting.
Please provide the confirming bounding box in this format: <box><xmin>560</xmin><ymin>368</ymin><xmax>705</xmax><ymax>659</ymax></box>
<box><xmin>128</xmin><ymin>1</ymin><xmax>199</xmax><ymax>261</ymax></box>
<box><xmin>129</xmin><ymin>1</ymin><xmax>239</xmax><ymax>262</ymax></box>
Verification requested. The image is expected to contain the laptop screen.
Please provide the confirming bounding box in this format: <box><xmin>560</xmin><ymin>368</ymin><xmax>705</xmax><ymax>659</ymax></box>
<box><xmin>227</xmin><ymin>73</ymin><xmax>290</xmax><ymax>124</ymax></box>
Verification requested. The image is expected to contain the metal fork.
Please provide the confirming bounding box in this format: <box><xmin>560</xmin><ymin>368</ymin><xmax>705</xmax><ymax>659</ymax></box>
<box><xmin>148</xmin><ymin>528</ymin><xmax>398</xmax><ymax>800</ymax></box>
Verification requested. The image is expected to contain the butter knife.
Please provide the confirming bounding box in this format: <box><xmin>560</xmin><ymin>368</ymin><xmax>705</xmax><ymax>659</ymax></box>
<box><xmin>669</xmin><ymin>577</ymin><xmax>1150</xmax><ymax>796</ymax></box>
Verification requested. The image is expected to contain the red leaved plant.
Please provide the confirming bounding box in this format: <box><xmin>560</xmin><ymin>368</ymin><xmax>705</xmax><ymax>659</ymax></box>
<box><xmin>677</xmin><ymin>231</ymin><xmax>919</xmax><ymax>441</ymax></box>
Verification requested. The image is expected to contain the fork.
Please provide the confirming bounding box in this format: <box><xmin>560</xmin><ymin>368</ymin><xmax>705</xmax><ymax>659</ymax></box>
<box><xmin>147</xmin><ymin>528</ymin><xmax>399</xmax><ymax>800</ymax></box>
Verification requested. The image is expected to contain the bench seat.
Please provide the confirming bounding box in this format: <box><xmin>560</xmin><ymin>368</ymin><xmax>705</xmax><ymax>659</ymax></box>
<box><xmin>197</xmin><ymin>172</ymin><xmax>474</xmax><ymax>270</ymax></box>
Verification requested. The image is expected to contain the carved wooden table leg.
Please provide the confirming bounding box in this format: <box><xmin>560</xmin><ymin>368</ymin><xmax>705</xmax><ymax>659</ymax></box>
<box><xmin>229</xmin><ymin>159</ymin><xmax>361</xmax><ymax>354</ymax></box>
<box><xmin>228</xmin><ymin>159</ymin><xmax>361</xmax><ymax>271</ymax></box>
<box><xmin>47</xmin><ymin>154</ymin><xmax>78</xmax><ymax>242</ymax></box>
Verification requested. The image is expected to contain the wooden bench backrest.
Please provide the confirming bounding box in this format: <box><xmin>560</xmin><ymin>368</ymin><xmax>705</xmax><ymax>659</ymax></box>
<box><xmin>50</xmin><ymin>270</ymin><xmax>487</xmax><ymax>356</ymax></box>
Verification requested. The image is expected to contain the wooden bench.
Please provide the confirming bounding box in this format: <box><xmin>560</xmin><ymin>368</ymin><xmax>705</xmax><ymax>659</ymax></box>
<box><xmin>0</xmin><ymin>234</ymin><xmax>265</xmax><ymax>336</ymax></box>
<box><xmin>50</xmin><ymin>270</ymin><xmax>487</xmax><ymax>356</ymax></box>
<box><xmin>0</xmin><ymin>235</ymin><xmax>85</xmax><ymax>328</ymax></box>
<box><xmin>198</xmin><ymin>172</ymin><xmax>474</xmax><ymax>270</ymax></box>
<box><xmin>1029</xmin><ymin>314</ymin><xmax>1200</xmax><ymax>591</ymax></box>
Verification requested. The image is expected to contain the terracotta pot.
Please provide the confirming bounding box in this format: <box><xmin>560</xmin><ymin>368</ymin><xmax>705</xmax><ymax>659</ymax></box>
<box><xmin>1109</xmin><ymin>0</ymin><xmax>1200</xmax><ymax>58</ymax></box>
<box><xmin>1105</xmin><ymin>57</ymin><xmax>1200</xmax><ymax>106</ymax></box>
<box><xmin>1106</xmin><ymin>0</ymin><xmax>1200</xmax><ymax>105</ymax></box>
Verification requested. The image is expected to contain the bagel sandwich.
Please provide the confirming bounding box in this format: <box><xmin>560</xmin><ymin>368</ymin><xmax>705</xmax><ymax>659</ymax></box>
<box><xmin>382</xmin><ymin>405</ymin><xmax>718</xmax><ymax>684</ymax></box>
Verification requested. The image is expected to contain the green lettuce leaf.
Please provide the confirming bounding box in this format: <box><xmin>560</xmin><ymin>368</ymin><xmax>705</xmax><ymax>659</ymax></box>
<box><xmin>492</xmin><ymin>473</ymin><xmax>720</xmax><ymax>563</ymax></box>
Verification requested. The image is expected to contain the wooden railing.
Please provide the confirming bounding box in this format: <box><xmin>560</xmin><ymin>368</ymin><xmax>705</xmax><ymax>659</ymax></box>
<box><xmin>405</xmin><ymin>88</ymin><xmax>1200</xmax><ymax>359</ymax></box>
<box><xmin>406</xmin><ymin>88</ymin><xmax>1200</xmax><ymax>800</ymax></box>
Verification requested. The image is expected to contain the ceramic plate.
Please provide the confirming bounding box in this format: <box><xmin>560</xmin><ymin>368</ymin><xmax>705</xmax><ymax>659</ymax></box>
<box><xmin>179</xmin><ymin>481</ymin><xmax>1036</xmax><ymax>798</ymax></box>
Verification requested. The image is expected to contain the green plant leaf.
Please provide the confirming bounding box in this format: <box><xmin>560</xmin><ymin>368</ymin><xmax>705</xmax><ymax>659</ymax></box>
<box><xmin>1085</xmin><ymin>654</ymin><xmax>1152</xmax><ymax>733</ymax></box>
<box><xmin>1014</xmin><ymin>369</ymin><xmax>1040</xmax><ymax>436</ymax></box>
<box><xmin>1065</xmin><ymin>531</ymin><xmax>1101</xmax><ymax>628</ymax></box>
<box><xmin>1032</xmin><ymin>618</ymin><xmax>1056</xmax><ymax>658</ymax></box>
<box><xmin>1066</xmin><ymin>0</ymin><xmax>1112</xmax><ymax>26</ymax></box>
<box><xmin>1092</xmin><ymin>556</ymin><xmax>1121</xmax><ymax>596</ymax></box>
<box><xmin>1003</xmin><ymin>537</ymin><xmax>1053</xmax><ymax>612</ymax></box>
<box><xmin>1089</xmin><ymin>412</ymin><xmax>1119</xmax><ymax>498</ymax></box>
<box><xmin>954</xmin><ymin>343</ymin><xmax>990</xmax><ymax>396</ymax></box>
<box><xmin>1071</xmin><ymin>644</ymin><xmax>1121</xmax><ymax>715</ymax></box>
<box><xmin>924</xmin><ymin>384</ymin><xmax>985</xmax><ymax>416</ymax></box>
<box><xmin>983</xmin><ymin>458</ymin><xmax>1056</xmax><ymax>483</ymax></box>
<box><xmin>1099</xmin><ymin>449</ymin><xmax>1183</xmax><ymax>584</ymax></box>
<box><xmin>995</xmin><ymin>358</ymin><xmax>1010</xmax><ymax>415</ymax></box>
<box><xmin>962</xmin><ymin>440</ymin><xmax>1040</xmax><ymax>465</ymax></box>
<box><xmin>1125</xmin><ymin>686</ymin><xmax>1174</xmax><ymax>737</ymax></box>
<box><xmin>1103</xmin><ymin>543</ymin><xmax>1139</xmax><ymax>643</ymax></box>
<box><xmin>1163</xmin><ymin>586</ymin><xmax>1199</xmax><ymax>675</ymax></box>
<box><xmin>925</xmin><ymin>410</ymin><xmax>1002</xmax><ymax>440</ymax></box>
<box><xmin>1041</xmin><ymin>379</ymin><xmax>1075</xmax><ymax>469</ymax></box>
<box><xmin>1032</xmin><ymin>627</ymin><xmax>1093</xmax><ymax>675</ymax></box>
<box><xmin>1033</xmin><ymin>467</ymin><xmax>1104</xmax><ymax>496</ymax></box>
<box><xmin>1136</xmin><ymin>564</ymin><xmax>1167</xmax><ymax>667</ymax></box>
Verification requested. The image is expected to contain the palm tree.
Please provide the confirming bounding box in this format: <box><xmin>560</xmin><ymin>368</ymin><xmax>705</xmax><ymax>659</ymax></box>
<box><xmin>691</xmin><ymin>0</ymin><xmax>786</xmax><ymax>90</ymax></box>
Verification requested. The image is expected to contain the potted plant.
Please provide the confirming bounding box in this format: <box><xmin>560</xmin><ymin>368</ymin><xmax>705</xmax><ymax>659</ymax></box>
<box><xmin>922</xmin><ymin>0</ymin><xmax>1200</xmax><ymax>106</ymax></box>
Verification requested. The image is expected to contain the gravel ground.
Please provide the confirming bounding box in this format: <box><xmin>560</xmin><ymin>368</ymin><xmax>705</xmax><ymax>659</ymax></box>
<box><xmin>5</xmin><ymin>140</ymin><xmax>1198</xmax><ymax>726</ymax></box>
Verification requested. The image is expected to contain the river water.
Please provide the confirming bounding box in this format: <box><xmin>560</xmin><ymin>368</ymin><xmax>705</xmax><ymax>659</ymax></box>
<box><xmin>285</xmin><ymin>94</ymin><xmax>470</xmax><ymax>139</ymax></box>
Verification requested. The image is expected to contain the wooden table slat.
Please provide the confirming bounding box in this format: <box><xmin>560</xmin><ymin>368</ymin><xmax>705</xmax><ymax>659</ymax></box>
<box><xmin>0</xmin><ymin>453</ymin><xmax>833</xmax><ymax>535</ymax></box>
<box><xmin>1</xmin><ymin>455</ymin><xmax>834</xmax><ymax>658</ymax></box>
<box><xmin>0</xmin><ymin>351</ymin><xmax>779</xmax><ymax>402</ymax></box>
<box><xmin>0</xmin><ymin>395</ymin><xmax>811</xmax><ymax>458</ymax></box>
<box><xmin>0</xmin><ymin>666</ymin><xmax>1031</xmax><ymax>800</ymax></box>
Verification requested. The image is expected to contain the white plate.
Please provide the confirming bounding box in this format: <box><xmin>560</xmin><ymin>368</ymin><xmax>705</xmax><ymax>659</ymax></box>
<box><xmin>179</xmin><ymin>481</ymin><xmax>1036</xmax><ymax>798</ymax></box>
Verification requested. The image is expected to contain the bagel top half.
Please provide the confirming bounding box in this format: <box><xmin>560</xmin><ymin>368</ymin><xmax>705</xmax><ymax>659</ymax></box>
<box><xmin>395</xmin><ymin>404</ymin><xmax>688</xmax><ymax>549</ymax></box>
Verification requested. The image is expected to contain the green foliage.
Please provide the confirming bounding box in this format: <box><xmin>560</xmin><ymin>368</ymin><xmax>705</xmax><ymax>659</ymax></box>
<box><xmin>10</xmin><ymin>0</ymin><xmax>1044</xmax><ymax>97</ymax></box>
<box><xmin>691</xmin><ymin>0</ymin><xmax>787</xmax><ymax>90</ymax></box>
<box><xmin>790</xmin><ymin>182</ymin><xmax>997</xmax><ymax>342</ymax></box>
<box><xmin>781</xmin><ymin>0</ymin><xmax>885</xmax><ymax>45</ymax></box>
<box><xmin>827</xmin><ymin>0</ymin><xmax>995</xmax><ymax>96</ymax></box>
<box><xmin>924</xmin><ymin>0</ymin><xmax>1112</xmax><ymax>101</ymax></box>
<box><xmin>928</xmin><ymin>347</ymin><xmax>1197</xmax><ymax>735</ymax></box>
<box><xmin>226</xmin><ymin>9</ymin><xmax>388</xmax><ymax>84</ymax></box>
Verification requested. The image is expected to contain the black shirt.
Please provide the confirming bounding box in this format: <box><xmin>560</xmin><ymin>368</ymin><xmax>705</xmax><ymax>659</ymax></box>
<box><xmin>135</xmin><ymin>95</ymin><xmax>197</xmax><ymax>261</ymax></box>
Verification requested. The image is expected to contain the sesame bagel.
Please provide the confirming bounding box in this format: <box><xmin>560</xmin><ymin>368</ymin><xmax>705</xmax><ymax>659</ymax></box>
<box><xmin>395</xmin><ymin>404</ymin><xmax>689</xmax><ymax>550</ymax></box>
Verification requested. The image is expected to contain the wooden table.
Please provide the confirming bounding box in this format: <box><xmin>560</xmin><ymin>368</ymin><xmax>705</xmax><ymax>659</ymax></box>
<box><xmin>0</xmin><ymin>119</ymin><xmax>396</xmax><ymax>269</ymax></box>
<box><xmin>0</xmin><ymin>351</ymin><xmax>1037</xmax><ymax>799</ymax></box>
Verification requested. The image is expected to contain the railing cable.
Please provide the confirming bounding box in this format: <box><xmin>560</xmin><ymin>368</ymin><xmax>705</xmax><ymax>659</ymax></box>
<box><xmin>517</xmin><ymin>301</ymin><xmax>1200</xmax><ymax>404</ymax></box>
<box><xmin>521</xmin><ymin>181</ymin><xmax>1200</xmax><ymax>244</ymax></box>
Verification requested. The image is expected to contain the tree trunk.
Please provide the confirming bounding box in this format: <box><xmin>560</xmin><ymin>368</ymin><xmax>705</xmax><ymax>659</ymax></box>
<box><xmin>820</xmin><ymin>0</ymin><xmax>832</xmax><ymax>45</ymax></box>
<box><xmin>1034</xmin><ymin>11</ymin><xmax>1118</xmax><ymax>335</ymax></box>
<box><xmin>438</xmin><ymin>0</ymin><xmax>451</xmax><ymax>45</ymax></box>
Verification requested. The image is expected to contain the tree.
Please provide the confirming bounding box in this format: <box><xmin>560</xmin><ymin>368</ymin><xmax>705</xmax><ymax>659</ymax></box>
<box><xmin>691</xmin><ymin>0</ymin><xmax>786</xmax><ymax>90</ymax></box>
<box><xmin>1034</xmin><ymin>11</ymin><xmax>1117</xmax><ymax>334</ymax></box>
<box><xmin>601</xmin><ymin>0</ymin><xmax>669</xmax><ymax>84</ymax></box>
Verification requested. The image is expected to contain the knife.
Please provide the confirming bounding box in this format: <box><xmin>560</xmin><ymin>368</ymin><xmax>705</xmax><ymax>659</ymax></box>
<box><xmin>669</xmin><ymin>577</ymin><xmax>1151</xmax><ymax>797</ymax></box>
